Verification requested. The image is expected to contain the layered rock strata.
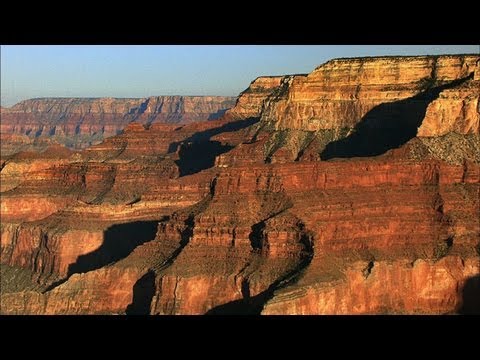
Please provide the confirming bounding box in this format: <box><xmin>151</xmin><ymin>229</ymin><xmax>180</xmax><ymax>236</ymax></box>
<box><xmin>1</xmin><ymin>96</ymin><xmax>236</xmax><ymax>153</ymax></box>
<box><xmin>1</xmin><ymin>54</ymin><xmax>479</xmax><ymax>315</ymax></box>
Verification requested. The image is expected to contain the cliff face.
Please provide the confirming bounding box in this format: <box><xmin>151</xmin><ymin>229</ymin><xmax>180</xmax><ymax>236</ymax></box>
<box><xmin>261</xmin><ymin>55</ymin><xmax>479</xmax><ymax>133</ymax></box>
<box><xmin>225</xmin><ymin>76</ymin><xmax>293</xmax><ymax>119</ymax></box>
<box><xmin>222</xmin><ymin>54</ymin><xmax>480</xmax><ymax>165</ymax></box>
<box><xmin>262</xmin><ymin>257</ymin><xmax>479</xmax><ymax>314</ymax></box>
<box><xmin>1</xmin><ymin>55</ymin><xmax>479</xmax><ymax>315</ymax></box>
<box><xmin>417</xmin><ymin>80</ymin><xmax>479</xmax><ymax>136</ymax></box>
<box><xmin>1</xmin><ymin>96</ymin><xmax>236</xmax><ymax>153</ymax></box>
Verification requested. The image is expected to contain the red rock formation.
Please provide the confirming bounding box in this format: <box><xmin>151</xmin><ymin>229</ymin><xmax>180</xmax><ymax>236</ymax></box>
<box><xmin>1</xmin><ymin>54</ymin><xmax>479</xmax><ymax>315</ymax></box>
<box><xmin>225</xmin><ymin>76</ymin><xmax>291</xmax><ymax>119</ymax></box>
<box><xmin>0</xmin><ymin>267</ymin><xmax>144</xmax><ymax>314</ymax></box>
<box><xmin>229</xmin><ymin>55</ymin><xmax>478</xmax><ymax>166</ymax></box>
<box><xmin>261</xmin><ymin>55</ymin><xmax>478</xmax><ymax>132</ymax></box>
<box><xmin>262</xmin><ymin>257</ymin><xmax>479</xmax><ymax>314</ymax></box>
<box><xmin>1</xmin><ymin>96</ymin><xmax>236</xmax><ymax>153</ymax></box>
<box><xmin>417</xmin><ymin>80</ymin><xmax>479</xmax><ymax>136</ymax></box>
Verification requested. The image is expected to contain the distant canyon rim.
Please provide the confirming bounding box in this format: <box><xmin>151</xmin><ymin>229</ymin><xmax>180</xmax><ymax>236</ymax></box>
<box><xmin>0</xmin><ymin>54</ymin><xmax>479</xmax><ymax>314</ymax></box>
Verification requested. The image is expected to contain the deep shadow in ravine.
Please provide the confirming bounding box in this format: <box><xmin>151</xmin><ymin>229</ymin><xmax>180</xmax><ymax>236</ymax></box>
<box><xmin>206</xmin><ymin>254</ymin><xmax>313</xmax><ymax>315</ymax></box>
<box><xmin>125</xmin><ymin>270</ymin><xmax>156</xmax><ymax>315</ymax></box>
<box><xmin>156</xmin><ymin>214</ymin><xmax>194</xmax><ymax>272</ymax></box>
<box><xmin>249</xmin><ymin>221</ymin><xmax>265</xmax><ymax>250</ymax></box>
<box><xmin>68</xmin><ymin>221</ymin><xmax>159</xmax><ymax>276</ymax></box>
<box><xmin>320</xmin><ymin>73</ymin><xmax>473</xmax><ymax>160</ymax></box>
<box><xmin>175</xmin><ymin>141</ymin><xmax>233</xmax><ymax>177</ymax></box>
<box><xmin>458</xmin><ymin>274</ymin><xmax>480</xmax><ymax>315</ymax></box>
<box><xmin>44</xmin><ymin>220</ymin><xmax>159</xmax><ymax>292</ymax></box>
<box><xmin>169</xmin><ymin>117</ymin><xmax>259</xmax><ymax>177</ymax></box>
<box><xmin>210</xmin><ymin>219</ymin><xmax>313</xmax><ymax>315</ymax></box>
<box><xmin>123</xmin><ymin>215</ymin><xmax>195</xmax><ymax>314</ymax></box>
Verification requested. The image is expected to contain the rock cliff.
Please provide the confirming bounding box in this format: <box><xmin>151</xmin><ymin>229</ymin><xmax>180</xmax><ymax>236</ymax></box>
<box><xmin>1</xmin><ymin>96</ymin><xmax>236</xmax><ymax>153</ymax></box>
<box><xmin>1</xmin><ymin>54</ymin><xmax>479</xmax><ymax>315</ymax></box>
<box><xmin>261</xmin><ymin>55</ymin><xmax>478</xmax><ymax>132</ymax></box>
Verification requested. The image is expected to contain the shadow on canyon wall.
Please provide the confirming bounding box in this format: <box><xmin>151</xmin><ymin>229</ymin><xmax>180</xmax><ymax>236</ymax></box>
<box><xmin>44</xmin><ymin>220</ymin><xmax>159</xmax><ymax>292</ymax></box>
<box><xmin>176</xmin><ymin>141</ymin><xmax>234</xmax><ymax>177</ymax></box>
<box><xmin>169</xmin><ymin>117</ymin><xmax>259</xmax><ymax>176</ymax></box>
<box><xmin>208</xmin><ymin>109</ymin><xmax>228</xmax><ymax>120</ymax></box>
<box><xmin>320</xmin><ymin>74</ymin><xmax>473</xmax><ymax>160</ymax></box>
<box><xmin>206</xmin><ymin>254</ymin><xmax>313</xmax><ymax>315</ymax></box>
<box><xmin>125</xmin><ymin>215</ymin><xmax>195</xmax><ymax>314</ymax></box>
<box><xmin>459</xmin><ymin>274</ymin><xmax>480</xmax><ymax>315</ymax></box>
<box><xmin>68</xmin><ymin>221</ymin><xmax>159</xmax><ymax>276</ymax></box>
<box><xmin>125</xmin><ymin>271</ymin><xmax>156</xmax><ymax>315</ymax></box>
<box><xmin>208</xmin><ymin>217</ymin><xmax>313</xmax><ymax>315</ymax></box>
<box><xmin>156</xmin><ymin>214</ymin><xmax>194</xmax><ymax>272</ymax></box>
<box><xmin>205</xmin><ymin>287</ymin><xmax>270</xmax><ymax>315</ymax></box>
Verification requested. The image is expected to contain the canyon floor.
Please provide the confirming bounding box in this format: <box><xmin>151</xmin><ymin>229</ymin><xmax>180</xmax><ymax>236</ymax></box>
<box><xmin>1</xmin><ymin>54</ymin><xmax>479</xmax><ymax>314</ymax></box>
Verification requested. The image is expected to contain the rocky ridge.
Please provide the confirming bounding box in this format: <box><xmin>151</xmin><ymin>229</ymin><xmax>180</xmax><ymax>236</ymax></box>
<box><xmin>1</xmin><ymin>54</ymin><xmax>479</xmax><ymax>315</ymax></box>
<box><xmin>1</xmin><ymin>96</ymin><xmax>236</xmax><ymax>153</ymax></box>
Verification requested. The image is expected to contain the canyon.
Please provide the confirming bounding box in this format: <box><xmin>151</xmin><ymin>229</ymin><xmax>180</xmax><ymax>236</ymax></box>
<box><xmin>0</xmin><ymin>54</ymin><xmax>479</xmax><ymax>315</ymax></box>
<box><xmin>0</xmin><ymin>96</ymin><xmax>236</xmax><ymax>154</ymax></box>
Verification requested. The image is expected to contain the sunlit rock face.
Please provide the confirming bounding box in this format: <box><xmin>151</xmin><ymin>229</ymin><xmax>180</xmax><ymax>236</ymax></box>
<box><xmin>1</xmin><ymin>96</ymin><xmax>236</xmax><ymax>153</ymax></box>
<box><xmin>1</xmin><ymin>54</ymin><xmax>479</xmax><ymax>315</ymax></box>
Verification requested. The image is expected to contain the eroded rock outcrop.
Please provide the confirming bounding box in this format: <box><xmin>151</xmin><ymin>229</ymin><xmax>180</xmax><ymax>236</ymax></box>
<box><xmin>225</xmin><ymin>76</ymin><xmax>294</xmax><ymax>119</ymax></box>
<box><xmin>1</xmin><ymin>54</ymin><xmax>479</xmax><ymax>315</ymax></box>
<box><xmin>261</xmin><ymin>55</ymin><xmax>478</xmax><ymax>132</ymax></box>
<box><xmin>1</xmin><ymin>96</ymin><xmax>236</xmax><ymax>153</ymax></box>
<box><xmin>244</xmin><ymin>54</ymin><xmax>480</xmax><ymax>164</ymax></box>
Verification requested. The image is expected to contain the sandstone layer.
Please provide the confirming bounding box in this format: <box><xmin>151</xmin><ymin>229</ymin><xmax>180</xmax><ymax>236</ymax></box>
<box><xmin>1</xmin><ymin>96</ymin><xmax>236</xmax><ymax>154</ymax></box>
<box><xmin>1</xmin><ymin>54</ymin><xmax>479</xmax><ymax>315</ymax></box>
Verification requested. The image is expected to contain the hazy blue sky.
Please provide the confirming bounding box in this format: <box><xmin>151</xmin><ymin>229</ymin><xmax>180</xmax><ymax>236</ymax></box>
<box><xmin>1</xmin><ymin>45</ymin><xmax>478</xmax><ymax>106</ymax></box>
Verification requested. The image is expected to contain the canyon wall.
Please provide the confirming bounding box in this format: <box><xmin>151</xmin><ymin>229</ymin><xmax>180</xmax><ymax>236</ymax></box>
<box><xmin>260</xmin><ymin>55</ymin><xmax>478</xmax><ymax>132</ymax></box>
<box><xmin>1</xmin><ymin>96</ymin><xmax>236</xmax><ymax>153</ymax></box>
<box><xmin>1</xmin><ymin>54</ymin><xmax>479</xmax><ymax>315</ymax></box>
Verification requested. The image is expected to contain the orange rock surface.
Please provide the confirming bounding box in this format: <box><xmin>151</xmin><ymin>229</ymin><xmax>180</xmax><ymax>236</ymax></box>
<box><xmin>261</xmin><ymin>55</ymin><xmax>478</xmax><ymax>132</ymax></box>
<box><xmin>0</xmin><ymin>96</ymin><xmax>236</xmax><ymax>153</ymax></box>
<box><xmin>1</xmin><ymin>54</ymin><xmax>479</xmax><ymax>315</ymax></box>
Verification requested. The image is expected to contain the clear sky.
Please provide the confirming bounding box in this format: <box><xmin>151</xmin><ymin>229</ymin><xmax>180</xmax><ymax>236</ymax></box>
<box><xmin>1</xmin><ymin>45</ymin><xmax>478</xmax><ymax>107</ymax></box>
